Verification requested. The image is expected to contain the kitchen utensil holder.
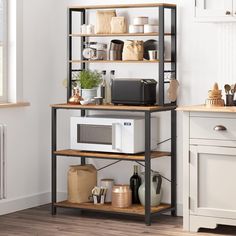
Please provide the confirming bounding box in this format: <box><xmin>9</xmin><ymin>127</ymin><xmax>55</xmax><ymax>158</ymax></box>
<box><xmin>92</xmin><ymin>194</ymin><xmax>105</xmax><ymax>204</ymax></box>
<box><xmin>226</xmin><ymin>94</ymin><xmax>234</xmax><ymax>106</ymax></box>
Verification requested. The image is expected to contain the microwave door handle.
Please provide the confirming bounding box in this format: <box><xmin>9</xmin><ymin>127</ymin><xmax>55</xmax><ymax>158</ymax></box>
<box><xmin>112</xmin><ymin>123</ymin><xmax>122</xmax><ymax>151</ymax></box>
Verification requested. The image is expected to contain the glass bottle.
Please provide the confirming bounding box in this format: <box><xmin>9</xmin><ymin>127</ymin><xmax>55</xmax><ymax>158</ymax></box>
<box><xmin>106</xmin><ymin>70</ymin><xmax>115</xmax><ymax>104</ymax></box>
<box><xmin>130</xmin><ymin>165</ymin><xmax>141</xmax><ymax>204</ymax></box>
<box><xmin>108</xmin><ymin>70</ymin><xmax>115</xmax><ymax>104</ymax></box>
<box><xmin>100</xmin><ymin>70</ymin><xmax>106</xmax><ymax>103</ymax></box>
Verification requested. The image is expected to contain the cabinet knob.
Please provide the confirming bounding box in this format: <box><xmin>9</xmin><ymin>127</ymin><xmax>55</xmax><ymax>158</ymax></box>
<box><xmin>226</xmin><ymin>11</ymin><xmax>231</xmax><ymax>15</ymax></box>
<box><xmin>214</xmin><ymin>125</ymin><xmax>227</xmax><ymax>131</ymax></box>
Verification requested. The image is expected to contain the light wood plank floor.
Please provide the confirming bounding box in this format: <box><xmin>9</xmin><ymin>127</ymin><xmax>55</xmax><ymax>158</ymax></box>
<box><xmin>0</xmin><ymin>205</ymin><xmax>236</xmax><ymax>236</ymax></box>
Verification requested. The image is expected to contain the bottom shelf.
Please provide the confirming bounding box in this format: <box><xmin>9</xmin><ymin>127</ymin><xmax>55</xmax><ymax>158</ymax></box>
<box><xmin>54</xmin><ymin>201</ymin><xmax>171</xmax><ymax>216</ymax></box>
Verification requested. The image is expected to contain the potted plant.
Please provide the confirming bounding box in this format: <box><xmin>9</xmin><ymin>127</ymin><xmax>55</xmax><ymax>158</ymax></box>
<box><xmin>75</xmin><ymin>70</ymin><xmax>102</xmax><ymax>101</ymax></box>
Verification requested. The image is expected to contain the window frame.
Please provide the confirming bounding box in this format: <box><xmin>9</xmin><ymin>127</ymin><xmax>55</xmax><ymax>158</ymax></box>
<box><xmin>0</xmin><ymin>0</ymin><xmax>8</xmax><ymax>102</ymax></box>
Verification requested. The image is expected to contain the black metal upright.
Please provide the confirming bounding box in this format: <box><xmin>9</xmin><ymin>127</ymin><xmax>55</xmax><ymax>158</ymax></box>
<box><xmin>80</xmin><ymin>9</ymin><xmax>86</xmax><ymax>71</ymax></box>
<box><xmin>51</xmin><ymin>108</ymin><xmax>57</xmax><ymax>215</ymax></box>
<box><xmin>171</xmin><ymin>7</ymin><xmax>177</xmax><ymax>83</ymax></box>
<box><xmin>67</xmin><ymin>9</ymin><xmax>73</xmax><ymax>102</ymax></box>
<box><xmin>158</xmin><ymin>6</ymin><xmax>165</xmax><ymax>106</ymax></box>
<box><xmin>171</xmin><ymin>6</ymin><xmax>177</xmax><ymax>216</ymax></box>
<box><xmin>145</xmin><ymin>111</ymin><xmax>151</xmax><ymax>226</ymax></box>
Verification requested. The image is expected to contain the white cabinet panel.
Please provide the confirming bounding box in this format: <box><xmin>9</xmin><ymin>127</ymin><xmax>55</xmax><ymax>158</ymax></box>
<box><xmin>190</xmin><ymin>145</ymin><xmax>236</xmax><ymax>219</ymax></box>
<box><xmin>190</xmin><ymin>117</ymin><xmax>236</xmax><ymax>141</ymax></box>
<box><xmin>234</xmin><ymin>0</ymin><xmax>236</xmax><ymax>17</ymax></box>
<box><xmin>195</xmin><ymin>0</ymin><xmax>236</xmax><ymax>21</ymax></box>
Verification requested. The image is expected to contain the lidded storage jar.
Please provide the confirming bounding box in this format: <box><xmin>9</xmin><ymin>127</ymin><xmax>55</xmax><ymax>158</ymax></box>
<box><xmin>112</xmin><ymin>185</ymin><xmax>132</xmax><ymax>208</ymax></box>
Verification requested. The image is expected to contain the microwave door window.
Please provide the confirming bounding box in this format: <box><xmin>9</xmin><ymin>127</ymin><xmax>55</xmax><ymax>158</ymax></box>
<box><xmin>77</xmin><ymin>125</ymin><xmax>112</xmax><ymax>145</ymax></box>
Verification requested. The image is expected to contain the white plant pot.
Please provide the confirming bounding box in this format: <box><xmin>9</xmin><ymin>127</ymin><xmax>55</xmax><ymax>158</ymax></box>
<box><xmin>81</xmin><ymin>88</ymin><xmax>97</xmax><ymax>101</ymax></box>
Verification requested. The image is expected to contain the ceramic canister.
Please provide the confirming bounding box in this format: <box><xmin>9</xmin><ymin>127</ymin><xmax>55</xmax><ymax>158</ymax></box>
<box><xmin>133</xmin><ymin>16</ymin><xmax>149</xmax><ymax>25</ymax></box>
<box><xmin>112</xmin><ymin>185</ymin><xmax>132</xmax><ymax>208</ymax></box>
<box><xmin>144</xmin><ymin>24</ymin><xmax>159</xmax><ymax>33</ymax></box>
<box><xmin>129</xmin><ymin>25</ymin><xmax>144</xmax><ymax>33</ymax></box>
<box><xmin>100</xmin><ymin>179</ymin><xmax>114</xmax><ymax>203</ymax></box>
<box><xmin>86</xmin><ymin>24</ymin><xmax>95</xmax><ymax>34</ymax></box>
<box><xmin>81</xmin><ymin>24</ymin><xmax>87</xmax><ymax>34</ymax></box>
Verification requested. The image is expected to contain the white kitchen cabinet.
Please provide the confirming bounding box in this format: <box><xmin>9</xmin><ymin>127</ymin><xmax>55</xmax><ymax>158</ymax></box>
<box><xmin>178</xmin><ymin>106</ymin><xmax>236</xmax><ymax>232</ymax></box>
<box><xmin>195</xmin><ymin>0</ymin><xmax>236</xmax><ymax>22</ymax></box>
<box><xmin>190</xmin><ymin>145</ymin><xmax>236</xmax><ymax>220</ymax></box>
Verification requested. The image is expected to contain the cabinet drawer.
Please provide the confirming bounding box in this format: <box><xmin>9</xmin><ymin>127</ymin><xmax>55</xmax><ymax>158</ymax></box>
<box><xmin>190</xmin><ymin>117</ymin><xmax>236</xmax><ymax>140</ymax></box>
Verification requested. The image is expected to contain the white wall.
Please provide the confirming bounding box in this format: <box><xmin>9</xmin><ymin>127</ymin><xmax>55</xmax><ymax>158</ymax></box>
<box><xmin>0</xmin><ymin>0</ymin><xmax>56</xmax><ymax>215</ymax></box>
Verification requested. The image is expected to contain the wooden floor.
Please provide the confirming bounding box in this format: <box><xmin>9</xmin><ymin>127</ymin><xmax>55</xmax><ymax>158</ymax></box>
<box><xmin>0</xmin><ymin>205</ymin><xmax>236</xmax><ymax>236</ymax></box>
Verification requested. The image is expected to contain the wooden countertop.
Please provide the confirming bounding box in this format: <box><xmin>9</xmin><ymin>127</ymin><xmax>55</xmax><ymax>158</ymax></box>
<box><xmin>177</xmin><ymin>105</ymin><xmax>236</xmax><ymax>113</ymax></box>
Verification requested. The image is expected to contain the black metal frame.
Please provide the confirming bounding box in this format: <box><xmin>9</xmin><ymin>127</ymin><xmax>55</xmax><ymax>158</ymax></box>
<box><xmin>51</xmin><ymin>106</ymin><xmax>177</xmax><ymax>225</ymax></box>
<box><xmin>52</xmin><ymin>4</ymin><xmax>177</xmax><ymax>226</ymax></box>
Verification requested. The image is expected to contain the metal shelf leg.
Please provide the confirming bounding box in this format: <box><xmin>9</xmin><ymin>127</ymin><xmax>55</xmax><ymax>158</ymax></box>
<box><xmin>145</xmin><ymin>111</ymin><xmax>151</xmax><ymax>226</ymax></box>
<box><xmin>52</xmin><ymin>108</ymin><xmax>57</xmax><ymax>215</ymax></box>
<box><xmin>171</xmin><ymin>110</ymin><xmax>177</xmax><ymax>216</ymax></box>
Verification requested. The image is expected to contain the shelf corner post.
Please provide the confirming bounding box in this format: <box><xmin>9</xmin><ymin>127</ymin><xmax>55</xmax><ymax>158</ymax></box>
<box><xmin>171</xmin><ymin>6</ymin><xmax>177</xmax><ymax>106</ymax></box>
<box><xmin>52</xmin><ymin>107</ymin><xmax>57</xmax><ymax>215</ymax></box>
<box><xmin>80</xmin><ymin>8</ymin><xmax>87</xmax><ymax>71</ymax></box>
<box><xmin>67</xmin><ymin>8</ymin><xmax>73</xmax><ymax>102</ymax></box>
<box><xmin>145</xmin><ymin>111</ymin><xmax>151</xmax><ymax>226</ymax></box>
<box><xmin>171</xmin><ymin>109</ymin><xmax>177</xmax><ymax>216</ymax></box>
<box><xmin>158</xmin><ymin>5</ymin><xmax>165</xmax><ymax>106</ymax></box>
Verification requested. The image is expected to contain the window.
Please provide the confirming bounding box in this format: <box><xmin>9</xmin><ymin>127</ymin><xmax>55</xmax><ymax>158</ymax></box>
<box><xmin>0</xmin><ymin>0</ymin><xmax>7</xmax><ymax>101</ymax></box>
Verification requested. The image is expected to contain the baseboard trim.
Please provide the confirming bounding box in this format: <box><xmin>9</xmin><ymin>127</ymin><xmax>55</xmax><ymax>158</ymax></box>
<box><xmin>177</xmin><ymin>203</ymin><xmax>183</xmax><ymax>216</ymax></box>
<box><xmin>0</xmin><ymin>192</ymin><xmax>67</xmax><ymax>216</ymax></box>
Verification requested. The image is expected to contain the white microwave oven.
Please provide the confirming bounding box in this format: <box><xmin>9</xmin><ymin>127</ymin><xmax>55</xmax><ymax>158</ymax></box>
<box><xmin>70</xmin><ymin>116</ymin><xmax>157</xmax><ymax>154</ymax></box>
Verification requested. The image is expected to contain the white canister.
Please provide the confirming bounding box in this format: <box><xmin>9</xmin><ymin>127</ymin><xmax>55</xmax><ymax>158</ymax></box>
<box><xmin>144</xmin><ymin>24</ymin><xmax>159</xmax><ymax>33</ymax></box>
<box><xmin>129</xmin><ymin>25</ymin><xmax>144</xmax><ymax>34</ymax></box>
<box><xmin>86</xmin><ymin>24</ymin><xmax>95</xmax><ymax>34</ymax></box>
<box><xmin>133</xmin><ymin>16</ymin><xmax>149</xmax><ymax>25</ymax></box>
<box><xmin>81</xmin><ymin>24</ymin><xmax>87</xmax><ymax>34</ymax></box>
<box><xmin>101</xmin><ymin>179</ymin><xmax>114</xmax><ymax>203</ymax></box>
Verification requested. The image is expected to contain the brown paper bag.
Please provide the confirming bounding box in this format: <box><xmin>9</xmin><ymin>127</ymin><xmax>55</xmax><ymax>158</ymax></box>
<box><xmin>111</xmin><ymin>17</ymin><xmax>126</xmax><ymax>34</ymax></box>
<box><xmin>68</xmin><ymin>164</ymin><xmax>97</xmax><ymax>203</ymax></box>
<box><xmin>96</xmin><ymin>10</ymin><xmax>116</xmax><ymax>34</ymax></box>
<box><xmin>122</xmin><ymin>40</ymin><xmax>144</xmax><ymax>61</ymax></box>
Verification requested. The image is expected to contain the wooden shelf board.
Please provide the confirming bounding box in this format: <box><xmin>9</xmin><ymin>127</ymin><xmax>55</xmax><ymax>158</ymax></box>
<box><xmin>55</xmin><ymin>201</ymin><xmax>171</xmax><ymax>215</ymax></box>
<box><xmin>54</xmin><ymin>149</ymin><xmax>171</xmax><ymax>161</ymax></box>
<box><xmin>69</xmin><ymin>33</ymin><xmax>173</xmax><ymax>37</ymax></box>
<box><xmin>68</xmin><ymin>3</ymin><xmax>176</xmax><ymax>10</ymax></box>
<box><xmin>69</xmin><ymin>60</ymin><xmax>162</xmax><ymax>64</ymax></box>
<box><xmin>50</xmin><ymin>103</ymin><xmax>177</xmax><ymax>112</ymax></box>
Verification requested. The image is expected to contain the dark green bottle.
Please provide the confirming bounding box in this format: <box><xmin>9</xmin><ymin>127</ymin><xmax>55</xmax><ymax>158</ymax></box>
<box><xmin>130</xmin><ymin>165</ymin><xmax>141</xmax><ymax>204</ymax></box>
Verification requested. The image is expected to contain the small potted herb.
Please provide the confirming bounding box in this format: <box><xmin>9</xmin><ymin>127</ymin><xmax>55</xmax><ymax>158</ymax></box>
<box><xmin>75</xmin><ymin>70</ymin><xmax>102</xmax><ymax>101</ymax></box>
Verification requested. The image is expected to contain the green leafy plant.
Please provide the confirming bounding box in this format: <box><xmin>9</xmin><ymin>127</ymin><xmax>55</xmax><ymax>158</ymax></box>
<box><xmin>75</xmin><ymin>70</ymin><xmax>102</xmax><ymax>89</ymax></box>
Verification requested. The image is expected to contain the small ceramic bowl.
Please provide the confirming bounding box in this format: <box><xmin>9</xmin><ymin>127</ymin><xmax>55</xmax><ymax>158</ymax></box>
<box><xmin>80</xmin><ymin>100</ymin><xmax>90</xmax><ymax>105</ymax></box>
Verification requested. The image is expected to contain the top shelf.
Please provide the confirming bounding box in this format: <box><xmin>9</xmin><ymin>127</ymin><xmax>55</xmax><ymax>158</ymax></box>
<box><xmin>69</xmin><ymin>33</ymin><xmax>174</xmax><ymax>37</ymax></box>
<box><xmin>68</xmin><ymin>3</ymin><xmax>176</xmax><ymax>10</ymax></box>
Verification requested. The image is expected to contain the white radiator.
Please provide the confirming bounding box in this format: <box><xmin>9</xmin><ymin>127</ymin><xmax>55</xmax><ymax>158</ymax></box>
<box><xmin>0</xmin><ymin>124</ymin><xmax>6</xmax><ymax>200</ymax></box>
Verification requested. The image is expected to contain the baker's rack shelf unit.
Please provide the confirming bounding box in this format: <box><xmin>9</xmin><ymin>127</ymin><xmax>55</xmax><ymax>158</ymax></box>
<box><xmin>51</xmin><ymin>3</ymin><xmax>177</xmax><ymax>226</ymax></box>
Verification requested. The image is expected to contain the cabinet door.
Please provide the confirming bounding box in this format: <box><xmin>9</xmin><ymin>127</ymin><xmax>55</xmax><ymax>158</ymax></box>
<box><xmin>195</xmin><ymin>0</ymin><xmax>233</xmax><ymax>18</ymax></box>
<box><xmin>190</xmin><ymin>145</ymin><xmax>236</xmax><ymax>219</ymax></box>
